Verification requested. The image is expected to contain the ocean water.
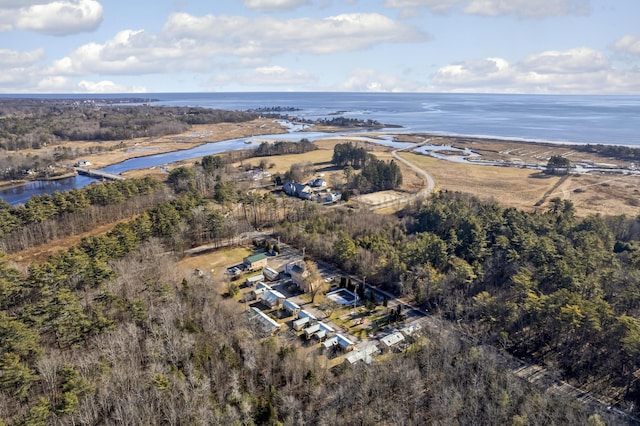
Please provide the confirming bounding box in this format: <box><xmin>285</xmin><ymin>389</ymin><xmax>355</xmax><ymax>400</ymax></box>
<box><xmin>150</xmin><ymin>92</ymin><xmax>640</xmax><ymax>146</ymax></box>
<box><xmin>2</xmin><ymin>92</ymin><xmax>640</xmax><ymax>205</ymax></box>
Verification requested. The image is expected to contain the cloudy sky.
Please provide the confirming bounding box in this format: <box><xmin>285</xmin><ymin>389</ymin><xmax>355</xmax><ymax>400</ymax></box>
<box><xmin>1</xmin><ymin>0</ymin><xmax>639</xmax><ymax>94</ymax></box>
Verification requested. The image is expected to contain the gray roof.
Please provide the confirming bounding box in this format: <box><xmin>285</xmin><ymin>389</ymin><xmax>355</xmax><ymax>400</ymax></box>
<box><xmin>248</xmin><ymin>307</ymin><xmax>280</xmax><ymax>332</ymax></box>
<box><xmin>381</xmin><ymin>331</ymin><xmax>405</xmax><ymax>347</ymax></box>
<box><xmin>283</xmin><ymin>299</ymin><xmax>301</xmax><ymax>312</ymax></box>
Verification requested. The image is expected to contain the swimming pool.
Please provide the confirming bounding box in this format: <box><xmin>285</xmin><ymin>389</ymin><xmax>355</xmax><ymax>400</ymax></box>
<box><xmin>326</xmin><ymin>289</ymin><xmax>359</xmax><ymax>305</ymax></box>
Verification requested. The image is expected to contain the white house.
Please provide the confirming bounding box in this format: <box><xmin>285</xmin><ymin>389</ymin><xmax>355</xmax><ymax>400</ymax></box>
<box><xmin>380</xmin><ymin>331</ymin><xmax>405</xmax><ymax>352</ymax></box>
<box><xmin>261</xmin><ymin>290</ymin><xmax>286</xmax><ymax>308</ymax></box>
<box><xmin>283</xmin><ymin>300</ymin><xmax>301</xmax><ymax>316</ymax></box>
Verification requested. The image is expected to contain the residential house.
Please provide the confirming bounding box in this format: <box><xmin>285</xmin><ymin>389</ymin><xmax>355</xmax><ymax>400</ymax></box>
<box><xmin>282</xmin><ymin>181</ymin><xmax>313</xmax><ymax>200</ymax></box>
<box><xmin>247</xmin><ymin>307</ymin><xmax>280</xmax><ymax>334</ymax></box>
<box><xmin>380</xmin><ymin>331</ymin><xmax>405</xmax><ymax>352</ymax></box>
<box><xmin>293</xmin><ymin>309</ymin><xmax>317</xmax><ymax>331</ymax></box>
<box><xmin>261</xmin><ymin>290</ymin><xmax>286</xmax><ymax>308</ymax></box>
<box><xmin>249</xmin><ymin>282</ymin><xmax>272</xmax><ymax>300</ymax></box>
<box><xmin>344</xmin><ymin>344</ymin><xmax>379</xmax><ymax>365</ymax></box>
<box><xmin>245</xmin><ymin>274</ymin><xmax>265</xmax><ymax>287</ymax></box>
<box><xmin>285</xmin><ymin>261</ymin><xmax>310</xmax><ymax>291</ymax></box>
<box><xmin>303</xmin><ymin>323</ymin><xmax>321</xmax><ymax>339</ymax></box>
<box><xmin>314</xmin><ymin>322</ymin><xmax>335</xmax><ymax>341</ymax></box>
<box><xmin>263</xmin><ymin>267</ymin><xmax>279</xmax><ymax>281</ymax></box>
<box><xmin>282</xmin><ymin>300</ymin><xmax>301</xmax><ymax>316</ymax></box>
<box><xmin>244</xmin><ymin>253</ymin><xmax>268</xmax><ymax>271</ymax></box>
<box><xmin>322</xmin><ymin>334</ymin><xmax>355</xmax><ymax>352</ymax></box>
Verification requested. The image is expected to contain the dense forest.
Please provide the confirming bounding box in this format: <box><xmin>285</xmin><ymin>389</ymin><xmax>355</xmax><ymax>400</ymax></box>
<box><xmin>0</xmin><ymin>99</ymin><xmax>257</xmax><ymax>151</ymax></box>
<box><xmin>0</xmin><ymin>170</ymin><xmax>612</xmax><ymax>424</ymax></box>
<box><xmin>275</xmin><ymin>192</ymin><xmax>640</xmax><ymax>412</ymax></box>
<box><xmin>1</xmin><ymin>128</ymin><xmax>639</xmax><ymax>422</ymax></box>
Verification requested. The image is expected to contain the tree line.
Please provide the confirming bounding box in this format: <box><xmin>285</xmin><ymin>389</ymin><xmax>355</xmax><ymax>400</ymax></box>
<box><xmin>0</xmin><ymin>178</ymin><xmax>164</xmax><ymax>252</ymax></box>
<box><xmin>332</xmin><ymin>142</ymin><xmax>403</xmax><ymax>193</ymax></box>
<box><xmin>0</xmin><ymin>99</ymin><xmax>258</xmax><ymax>151</ymax></box>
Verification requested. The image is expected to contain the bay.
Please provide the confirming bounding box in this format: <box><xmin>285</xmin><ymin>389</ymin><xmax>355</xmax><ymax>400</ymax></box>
<box><xmin>2</xmin><ymin>92</ymin><xmax>640</xmax><ymax>205</ymax></box>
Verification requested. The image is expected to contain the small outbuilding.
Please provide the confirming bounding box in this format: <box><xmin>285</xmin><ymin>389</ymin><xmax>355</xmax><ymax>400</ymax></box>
<box><xmin>246</xmin><ymin>274</ymin><xmax>265</xmax><ymax>287</ymax></box>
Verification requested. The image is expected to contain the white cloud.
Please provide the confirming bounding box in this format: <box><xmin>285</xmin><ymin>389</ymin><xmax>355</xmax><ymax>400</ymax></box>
<box><xmin>242</xmin><ymin>0</ymin><xmax>310</xmax><ymax>13</ymax></box>
<box><xmin>0</xmin><ymin>48</ymin><xmax>45</xmax><ymax>67</ymax></box>
<box><xmin>236</xmin><ymin>66</ymin><xmax>317</xmax><ymax>86</ymax></box>
<box><xmin>1</xmin><ymin>0</ymin><xmax>105</xmax><ymax>36</ymax></box>
<box><xmin>464</xmin><ymin>0</ymin><xmax>589</xmax><ymax>18</ymax></box>
<box><xmin>521</xmin><ymin>47</ymin><xmax>609</xmax><ymax>74</ymax></box>
<box><xmin>338</xmin><ymin>68</ymin><xmax>427</xmax><ymax>92</ymax></box>
<box><xmin>385</xmin><ymin>0</ymin><xmax>590</xmax><ymax>18</ymax></box>
<box><xmin>77</xmin><ymin>80</ymin><xmax>147</xmax><ymax>93</ymax></box>
<box><xmin>46</xmin><ymin>12</ymin><xmax>425</xmax><ymax>77</ymax></box>
<box><xmin>430</xmin><ymin>48</ymin><xmax>640</xmax><ymax>94</ymax></box>
<box><xmin>612</xmin><ymin>35</ymin><xmax>640</xmax><ymax>56</ymax></box>
<box><xmin>164</xmin><ymin>12</ymin><xmax>425</xmax><ymax>55</ymax></box>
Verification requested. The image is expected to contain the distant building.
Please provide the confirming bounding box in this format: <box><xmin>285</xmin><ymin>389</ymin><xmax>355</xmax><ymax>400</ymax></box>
<box><xmin>244</xmin><ymin>253</ymin><xmax>268</xmax><ymax>271</ymax></box>
<box><xmin>308</xmin><ymin>178</ymin><xmax>327</xmax><ymax>188</ymax></box>
<box><xmin>283</xmin><ymin>181</ymin><xmax>313</xmax><ymax>200</ymax></box>
<box><xmin>74</xmin><ymin>160</ymin><xmax>91</xmax><ymax>167</ymax></box>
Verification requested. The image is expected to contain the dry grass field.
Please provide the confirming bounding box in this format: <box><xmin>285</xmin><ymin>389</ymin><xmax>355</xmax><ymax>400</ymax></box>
<box><xmin>398</xmin><ymin>152</ymin><xmax>559</xmax><ymax>212</ymax></box>
<box><xmin>179</xmin><ymin>246</ymin><xmax>252</xmax><ymax>285</ymax></box>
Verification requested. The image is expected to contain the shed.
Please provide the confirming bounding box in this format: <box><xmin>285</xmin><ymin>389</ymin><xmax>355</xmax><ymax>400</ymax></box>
<box><xmin>246</xmin><ymin>274</ymin><xmax>265</xmax><ymax>286</ymax></box>
<box><xmin>261</xmin><ymin>290</ymin><xmax>286</xmax><ymax>308</ymax></box>
<box><xmin>283</xmin><ymin>300</ymin><xmax>301</xmax><ymax>316</ymax></box>
<box><xmin>380</xmin><ymin>331</ymin><xmax>405</xmax><ymax>352</ymax></box>
<box><xmin>244</xmin><ymin>253</ymin><xmax>268</xmax><ymax>271</ymax></box>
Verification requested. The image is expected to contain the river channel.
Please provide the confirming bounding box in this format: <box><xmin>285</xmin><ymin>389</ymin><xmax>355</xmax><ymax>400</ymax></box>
<box><xmin>0</xmin><ymin>127</ymin><xmax>409</xmax><ymax>206</ymax></box>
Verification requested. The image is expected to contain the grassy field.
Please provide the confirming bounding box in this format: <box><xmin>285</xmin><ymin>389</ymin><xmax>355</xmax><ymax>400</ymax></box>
<box><xmin>398</xmin><ymin>152</ymin><xmax>559</xmax><ymax>212</ymax></box>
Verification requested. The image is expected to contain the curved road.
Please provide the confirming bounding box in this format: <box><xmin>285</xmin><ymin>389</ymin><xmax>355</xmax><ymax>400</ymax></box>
<box><xmin>367</xmin><ymin>140</ymin><xmax>436</xmax><ymax>211</ymax></box>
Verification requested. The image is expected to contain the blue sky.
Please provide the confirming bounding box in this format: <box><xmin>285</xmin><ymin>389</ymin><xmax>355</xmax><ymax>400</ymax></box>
<box><xmin>1</xmin><ymin>0</ymin><xmax>639</xmax><ymax>94</ymax></box>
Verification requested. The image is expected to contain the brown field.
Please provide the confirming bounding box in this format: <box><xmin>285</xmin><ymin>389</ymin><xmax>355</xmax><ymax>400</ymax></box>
<box><xmin>179</xmin><ymin>247</ymin><xmax>252</xmax><ymax>286</ymax></box>
<box><xmin>399</xmin><ymin>152</ymin><xmax>559</xmax><ymax>212</ymax></box>
<box><xmin>399</xmin><ymin>146</ymin><xmax>640</xmax><ymax>217</ymax></box>
<box><xmin>8</xmin><ymin>220</ymin><xmax>127</xmax><ymax>266</ymax></box>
